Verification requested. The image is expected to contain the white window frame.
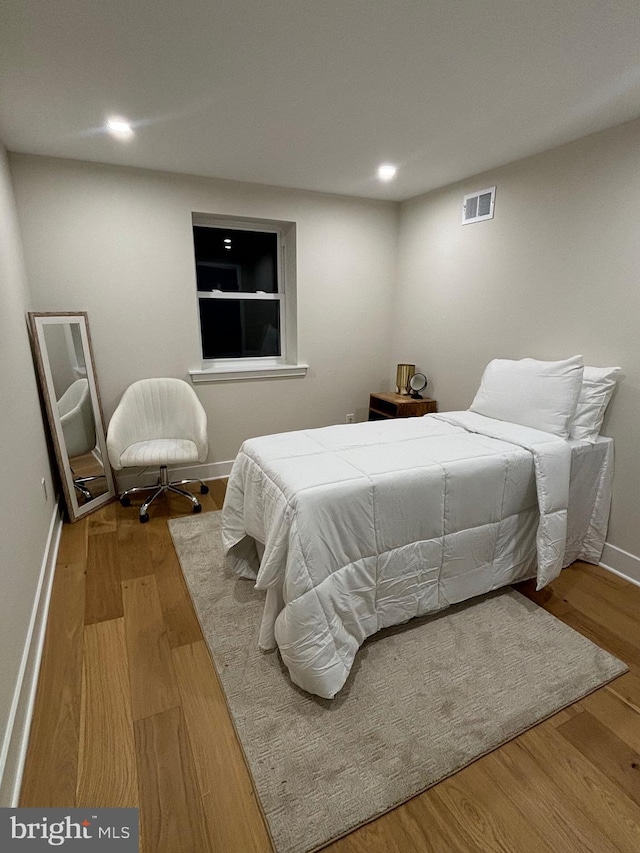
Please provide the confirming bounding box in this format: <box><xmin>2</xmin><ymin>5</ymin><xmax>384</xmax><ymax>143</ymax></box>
<box><xmin>189</xmin><ymin>214</ymin><xmax>307</xmax><ymax>383</ymax></box>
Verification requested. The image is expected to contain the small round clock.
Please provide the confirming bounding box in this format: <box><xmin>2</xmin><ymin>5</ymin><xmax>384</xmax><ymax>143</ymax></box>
<box><xmin>407</xmin><ymin>372</ymin><xmax>428</xmax><ymax>399</ymax></box>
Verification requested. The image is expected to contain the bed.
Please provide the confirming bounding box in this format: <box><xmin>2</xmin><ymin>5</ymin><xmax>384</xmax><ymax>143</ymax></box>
<box><xmin>221</xmin><ymin>357</ymin><xmax>618</xmax><ymax>698</ymax></box>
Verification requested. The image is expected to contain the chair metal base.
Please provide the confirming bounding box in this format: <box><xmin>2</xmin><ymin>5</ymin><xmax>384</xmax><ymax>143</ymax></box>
<box><xmin>73</xmin><ymin>474</ymin><xmax>106</xmax><ymax>503</ymax></box>
<box><xmin>119</xmin><ymin>465</ymin><xmax>208</xmax><ymax>522</ymax></box>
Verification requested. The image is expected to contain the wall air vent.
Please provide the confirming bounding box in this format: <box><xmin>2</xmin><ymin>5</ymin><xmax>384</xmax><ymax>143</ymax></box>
<box><xmin>462</xmin><ymin>186</ymin><xmax>496</xmax><ymax>225</ymax></box>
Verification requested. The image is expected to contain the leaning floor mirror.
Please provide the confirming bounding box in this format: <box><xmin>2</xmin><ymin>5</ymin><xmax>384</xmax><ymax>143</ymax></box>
<box><xmin>29</xmin><ymin>312</ymin><xmax>116</xmax><ymax>522</ymax></box>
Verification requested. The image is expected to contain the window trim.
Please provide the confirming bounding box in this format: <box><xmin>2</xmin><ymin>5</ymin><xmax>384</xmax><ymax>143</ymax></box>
<box><xmin>189</xmin><ymin>359</ymin><xmax>308</xmax><ymax>383</ymax></box>
<box><xmin>192</xmin><ymin>214</ymin><xmax>295</xmax><ymax>365</ymax></box>
<box><xmin>190</xmin><ymin>213</ymin><xmax>305</xmax><ymax>383</ymax></box>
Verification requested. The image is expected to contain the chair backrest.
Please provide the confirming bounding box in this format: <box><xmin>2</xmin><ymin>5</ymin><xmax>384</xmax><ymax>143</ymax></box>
<box><xmin>57</xmin><ymin>378</ymin><xmax>97</xmax><ymax>458</ymax></box>
<box><xmin>107</xmin><ymin>377</ymin><xmax>208</xmax><ymax>469</ymax></box>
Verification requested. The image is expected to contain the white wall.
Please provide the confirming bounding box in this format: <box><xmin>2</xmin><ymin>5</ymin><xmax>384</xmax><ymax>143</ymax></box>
<box><xmin>395</xmin><ymin>117</ymin><xmax>640</xmax><ymax>562</ymax></box>
<box><xmin>8</xmin><ymin>119</ymin><xmax>640</xmax><ymax>564</ymax></box>
<box><xmin>9</xmin><ymin>155</ymin><xmax>398</xmax><ymax>463</ymax></box>
<box><xmin>0</xmin><ymin>144</ymin><xmax>56</xmax><ymax>804</ymax></box>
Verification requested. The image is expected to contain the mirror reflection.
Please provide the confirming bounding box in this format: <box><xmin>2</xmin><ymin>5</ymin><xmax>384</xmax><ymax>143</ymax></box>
<box><xmin>29</xmin><ymin>312</ymin><xmax>116</xmax><ymax>521</ymax></box>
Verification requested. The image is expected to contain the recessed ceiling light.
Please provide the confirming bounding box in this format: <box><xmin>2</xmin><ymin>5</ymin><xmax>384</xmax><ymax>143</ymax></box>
<box><xmin>107</xmin><ymin>118</ymin><xmax>133</xmax><ymax>136</ymax></box>
<box><xmin>223</xmin><ymin>238</ymin><xmax>232</xmax><ymax>243</ymax></box>
<box><xmin>377</xmin><ymin>163</ymin><xmax>397</xmax><ymax>182</ymax></box>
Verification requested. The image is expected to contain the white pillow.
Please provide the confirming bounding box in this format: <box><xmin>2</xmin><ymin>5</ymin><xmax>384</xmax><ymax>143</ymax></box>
<box><xmin>569</xmin><ymin>365</ymin><xmax>620</xmax><ymax>443</ymax></box>
<box><xmin>470</xmin><ymin>355</ymin><xmax>584</xmax><ymax>438</ymax></box>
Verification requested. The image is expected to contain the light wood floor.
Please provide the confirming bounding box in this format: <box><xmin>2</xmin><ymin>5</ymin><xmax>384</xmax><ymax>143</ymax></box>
<box><xmin>20</xmin><ymin>484</ymin><xmax>640</xmax><ymax>852</ymax></box>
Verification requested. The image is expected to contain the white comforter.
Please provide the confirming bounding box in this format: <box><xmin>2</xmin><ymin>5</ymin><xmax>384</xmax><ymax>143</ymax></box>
<box><xmin>222</xmin><ymin>412</ymin><xmax>574</xmax><ymax>698</ymax></box>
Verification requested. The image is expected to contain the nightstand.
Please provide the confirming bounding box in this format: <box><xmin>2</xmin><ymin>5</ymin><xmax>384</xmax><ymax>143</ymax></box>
<box><xmin>368</xmin><ymin>392</ymin><xmax>438</xmax><ymax>420</ymax></box>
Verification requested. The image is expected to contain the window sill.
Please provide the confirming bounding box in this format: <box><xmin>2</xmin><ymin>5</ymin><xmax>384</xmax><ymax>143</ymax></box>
<box><xmin>189</xmin><ymin>361</ymin><xmax>309</xmax><ymax>383</ymax></box>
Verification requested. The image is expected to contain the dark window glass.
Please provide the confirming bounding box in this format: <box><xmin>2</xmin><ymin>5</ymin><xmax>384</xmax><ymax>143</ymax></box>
<box><xmin>196</xmin><ymin>264</ymin><xmax>240</xmax><ymax>291</ymax></box>
<box><xmin>199</xmin><ymin>299</ymin><xmax>281</xmax><ymax>359</ymax></box>
<box><xmin>193</xmin><ymin>226</ymin><xmax>278</xmax><ymax>293</ymax></box>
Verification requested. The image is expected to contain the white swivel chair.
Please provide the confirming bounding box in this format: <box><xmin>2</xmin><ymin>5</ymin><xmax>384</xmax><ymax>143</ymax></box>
<box><xmin>58</xmin><ymin>378</ymin><xmax>104</xmax><ymax>502</ymax></box>
<box><xmin>107</xmin><ymin>377</ymin><xmax>209</xmax><ymax>522</ymax></box>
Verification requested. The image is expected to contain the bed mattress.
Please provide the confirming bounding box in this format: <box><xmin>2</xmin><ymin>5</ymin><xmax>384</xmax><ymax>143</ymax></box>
<box><xmin>222</xmin><ymin>411</ymin><xmax>613</xmax><ymax>698</ymax></box>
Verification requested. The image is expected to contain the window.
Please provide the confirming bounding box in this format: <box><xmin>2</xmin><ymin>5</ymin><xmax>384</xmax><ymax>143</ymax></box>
<box><xmin>190</xmin><ymin>215</ymin><xmax>306</xmax><ymax>382</ymax></box>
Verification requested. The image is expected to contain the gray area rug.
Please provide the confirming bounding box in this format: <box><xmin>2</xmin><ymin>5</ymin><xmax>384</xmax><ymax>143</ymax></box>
<box><xmin>168</xmin><ymin>511</ymin><xmax>627</xmax><ymax>853</ymax></box>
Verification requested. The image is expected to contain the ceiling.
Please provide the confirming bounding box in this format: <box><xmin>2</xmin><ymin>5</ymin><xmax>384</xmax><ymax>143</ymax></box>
<box><xmin>1</xmin><ymin>0</ymin><xmax>640</xmax><ymax>202</ymax></box>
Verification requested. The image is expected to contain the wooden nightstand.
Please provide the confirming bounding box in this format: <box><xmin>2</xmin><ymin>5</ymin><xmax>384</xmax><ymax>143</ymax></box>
<box><xmin>368</xmin><ymin>392</ymin><xmax>438</xmax><ymax>420</ymax></box>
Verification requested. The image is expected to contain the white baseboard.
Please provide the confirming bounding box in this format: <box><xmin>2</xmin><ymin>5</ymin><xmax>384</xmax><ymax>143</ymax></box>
<box><xmin>114</xmin><ymin>459</ymin><xmax>233</xmax><ymax>491</ymax></box>
<box><xmin>599</xmin><ymin>542</ymin><xmax>640</xmax><ymax>589</ymax></box>
<box><xmin>0</xmin><ymin>502</ymin><xmax>63</xmax><ymax>807</ymax></box>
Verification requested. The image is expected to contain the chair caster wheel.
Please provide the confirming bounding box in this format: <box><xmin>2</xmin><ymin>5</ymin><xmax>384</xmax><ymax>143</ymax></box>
<box><xmin>193</xmin><ymin>504</ymin><xmax>202</xmax><ymax>514</ymax></box>
<box><xmin>120</xmin><ymin>495</ymin><xmax>131</xmax><ymax>507</ymax></box>
<box><xmin>200</xmin><ymin>484</ymin><xmax>209</xmax><ymax>494</ymax></box>
<box><xmin>139</xmin><ymin>513</ymin><xmax>150</xmax><ymax>524</ymax></box>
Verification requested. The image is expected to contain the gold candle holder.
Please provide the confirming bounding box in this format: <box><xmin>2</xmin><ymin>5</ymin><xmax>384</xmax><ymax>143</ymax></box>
<box><xmin>396</xmin><ymin>363</ymin><xmax>415</xmax><ymax>395</ymax></box>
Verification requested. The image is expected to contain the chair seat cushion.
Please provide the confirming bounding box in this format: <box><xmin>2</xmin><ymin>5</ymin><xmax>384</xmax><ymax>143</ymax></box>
<box><xmin>118</xmin><ymin>438</ymin><xmax>201</xmax><ymax>468</ymax></box>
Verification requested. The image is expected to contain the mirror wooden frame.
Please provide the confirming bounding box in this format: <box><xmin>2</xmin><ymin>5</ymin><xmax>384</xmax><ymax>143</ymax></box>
<box><xmin>28</xmin><ymin>311</ymin><xmax>116</xmax><ymax>521</ymax></box>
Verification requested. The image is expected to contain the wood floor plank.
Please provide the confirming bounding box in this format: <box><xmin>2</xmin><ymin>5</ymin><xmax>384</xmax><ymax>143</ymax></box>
<box><xmin>555</xmin><ymin>561</ymin><xmax>631</xmax><ymax>594</ymax></box>
<box><xmin>582</xmin><ymin>687</ymin><xmax>640</xmax><ymax>754</ymax></box>
<box><xmin>427</xmin><ymin>767</ymin><xmax>555</xmax><ymax>853</ymax></box>
<box><xmin>117</xmin><ymin>502</ymin><xmax>155</xmax><ymax>581</ymax></box>
<box><xmin>555</xmin><ymin>565</ymin><xmax>640</xmax><ymax>625</ymax></box>
<box><xmin>557</xmin><ymin>608</ymin><xmax>640</xmax><ymax>669</ymax></box>
<box><xmin>77</xmin><ymin>618</ymin><xmax>138</xmax><ymax>807</ymax></box>
<box><xmin>607</xmin><ymin>670</ymin><xmax>640</xmax><ymax>714</ymax></box>
<box><xmin>326</xmin><ymin>788</ymin><xmax>480</xmax><ymax>853</ymax></box>
<box><xmin>144</xmin><ymin>518</ymin><xmax>203</xmax><ymax>649</ymax></box>
<box><xmin>19</xmin><ymin>549</ymin><xmax>86</xmax><ymax>807</ymax></box>
<box><xmin>557</xmin><ymin>711</ymin><xmax>640</xmax><ymax>807</ymax></box>
<box><xmin>134</xmin><ymin>706</ymin><xmax>211</xmax><ymax>853</ymax></box>
<box><xmin>85</xmin><ymin>530</ymin><xmax>123</xmax><ymax>625</ymax></box>
<box><xmin>518</xmin><ymin>572</ymin><xmax>640</xmax><ymax>669</ymax></box>
<box><xmin>171</xmin><ymin>640</ymin><xmax>272</xmax><ymax>853</ymax></box>
<box><xmin>516</xmin><ymin>721</ymin><xmax>640</xmax><ymax>853</ymax></box>
<box><xmin>545</xmin><ymin>700</ymin><xmax>585</xmax><ymax>728</ymax></box>
<box><xmin>580</xmin><ymin>563</ymin><xmax>630</xmax><ymax>589</ymax></box>
<box><xmin>87</xmin><ymin>500</ymin><xmax>118</xmax><ymax>535</ymax></box>
<box><xmin>480</xmin><ymin>726</ymin><xmax>631</xmax><ymax>853</ymax></box>
<box><xmin>552</xmin><ymin>578</ymin><xmax>640</xmax><ymax>651</ymax></box>
<box><xmin>57</xmin><ymin>516</ymin><xmax>88</xmax><ymax>565</ymax></box>
<box><xmin>122</xmin><ymin>574</ymin><xmax>181</xmax><ymax>721</ymax></box>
